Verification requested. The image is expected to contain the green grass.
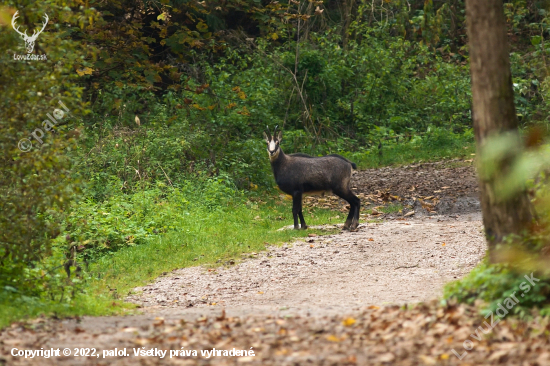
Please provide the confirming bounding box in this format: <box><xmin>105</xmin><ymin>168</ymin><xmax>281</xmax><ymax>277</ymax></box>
<box><xmin>0</xmin><ymin>294</ymin><xmax>125</xmax><ymax>329</ymax></box>
<box><xmin>349</xmin><ymin>130</ymin><xmax>475</xmax><ymax>169</ymax></box>
<box><xmin>378</xmin><ymin>203</ymin><xmax>403</xmax><ymax>214</ymax></box>
<box><xmin>90</xmin><ymin>196</ymin><xmax>341</xmax><ymax>299</ymax></box>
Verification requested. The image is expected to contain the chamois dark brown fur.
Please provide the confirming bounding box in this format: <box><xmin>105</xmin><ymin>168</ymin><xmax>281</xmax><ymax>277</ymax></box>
<box><xmin>263</xmin><ymin>127</ymin><xmax>360</xmax><ymax>230</ymax></box>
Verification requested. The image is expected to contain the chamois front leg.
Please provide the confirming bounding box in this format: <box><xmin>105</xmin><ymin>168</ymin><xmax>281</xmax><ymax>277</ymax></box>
<box><xmin>292</xmin><ymin>191</ymin><xmax>306</xmax><ymax>230</ymax></box>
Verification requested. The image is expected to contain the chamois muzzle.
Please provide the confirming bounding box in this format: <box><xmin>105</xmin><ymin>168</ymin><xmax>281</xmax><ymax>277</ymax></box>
<box><xmin>264</xmin><ymin>125</ymin><xmax>280</xmax><ymax>156</ymax></box>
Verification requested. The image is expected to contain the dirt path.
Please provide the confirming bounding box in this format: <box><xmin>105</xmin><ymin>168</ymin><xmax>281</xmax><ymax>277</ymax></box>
<box><xmin>126</xmin><ymin>217</ymin><xmax>484</xmax><ymax>319</ymax></box>
<box><xmin>4</xmin><ymin>161</ymin><xmax>523</xmax><ymax>366</ymax></box>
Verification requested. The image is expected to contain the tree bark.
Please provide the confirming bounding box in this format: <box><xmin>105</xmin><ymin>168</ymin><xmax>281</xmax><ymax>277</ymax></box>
<box><xmin>341</xmin><ymin>0</ymin><xmax>355</xmax><ymax>49</ymax></box>
<box><xmin>465</xmin><ymin>0</ymin><xmax>533</xmax><ymax>262</ymax></box>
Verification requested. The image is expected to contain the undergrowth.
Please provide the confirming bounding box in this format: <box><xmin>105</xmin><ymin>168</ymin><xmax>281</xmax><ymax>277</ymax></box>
<box><xmin>348</xmin><ymin>127</ymin><xmax>475</xmax><ymax>169</ymax></box>
<box><xmin>0</xmin><ymin>180</ymin><xmax>343</xmax><ymax>328</ymax></box>
<box><xmin>444</xmin><ymin>261</ymin><xmax>550</xmax><ymax>318</ymax></box>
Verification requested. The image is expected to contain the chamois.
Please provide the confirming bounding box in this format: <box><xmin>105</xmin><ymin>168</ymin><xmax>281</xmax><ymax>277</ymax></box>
<box><xmin>263</xmin><ymin>126</ymin><xmax>360</xmax><ymax>231</ymax></box>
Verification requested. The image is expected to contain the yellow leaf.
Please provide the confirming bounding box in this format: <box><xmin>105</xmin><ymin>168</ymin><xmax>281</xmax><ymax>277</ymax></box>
<box><xmin>157</xmin><ymin>12</ymin><xmax>167</xmax><ymax>21</ymax></box>
<box><xmin>342</xmin><ymin>318</ymin><xmax>356</xmax><ymax>326</ymax></box>
<box><xmin>196</xmin><ymin>22</ymin><xmax>208</xmax><ymax>32</ymax></box>
<box><xmin>326</xmin><ymin>335</ymin><xmax>340</xmax><ymax>342</ymax></box>
<box><xmin>76</xmin><ymin>67</ymin><xmax>93</xmax><ymax>76</ymax></box>
<box><xmin>440</xmin><ymin>354</ymin><xmax>450</xmax><ymax>360</ymax></box>
<box><xmin>271</xmin><ymin>33</ymin><xmax>279</xmax><ymax>40</ymax></box>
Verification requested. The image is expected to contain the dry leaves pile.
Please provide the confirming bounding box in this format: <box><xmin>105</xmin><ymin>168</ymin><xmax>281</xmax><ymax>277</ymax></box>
<box><xmin>353</xmin><ymin>161</ymin><xmax>478</xmax><ymax>201</ymax></box>
<box><xmin>303</xmin><ymin>160</ymin><xmax>479</xmax><ymax>217</ymax></box>
<box><xmin>1</xmin><ymin>301</ymin><xmax>549</xmax><ymax>365</ymax></box>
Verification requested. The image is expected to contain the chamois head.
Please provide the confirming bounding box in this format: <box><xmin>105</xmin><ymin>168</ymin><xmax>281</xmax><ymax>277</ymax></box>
<box><xmin>263</xmin><ymin>126</ymin><xmax>282</xmax><ymax>161</ymax></box>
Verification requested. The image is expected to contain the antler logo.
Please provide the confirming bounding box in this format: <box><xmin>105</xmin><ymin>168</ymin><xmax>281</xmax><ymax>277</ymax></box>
<box><xmin>11</xmin><ymin>11</ymin><xmax>49</xmax><ymax>54</ymax></box>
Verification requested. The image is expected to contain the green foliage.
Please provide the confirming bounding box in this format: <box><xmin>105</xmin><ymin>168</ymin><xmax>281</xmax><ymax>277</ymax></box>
<box><xmin>444</xmin><ymin>261</ymin><xmax>550</xmax><ymax>318</ymax></box>
<box><xmin>62</xmin><ymin>177</ymin><xmax>241</xmax><ymax>262</ymax></box>
<box><xmin>0</xmin><ymin>1</ymin><xmax>93</xmax><ymax>286</ymax></box>
<box><xmin>445</xmin><ymin>136</ymin><xmax>550</xmax><ymax>318</ymax></box>
<box><xmin>0</xmin><ymin>182</ymin><xmax>342</xmax><ymax>327</ymax></box>
<box><xmin>349</xmin><ymin>127</ymin><xmax>475</xmax><ymax>169</ymax></box>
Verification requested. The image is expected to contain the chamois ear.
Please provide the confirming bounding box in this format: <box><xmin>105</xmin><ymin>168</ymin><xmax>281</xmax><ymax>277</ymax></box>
<box><xmin>263</xmin><ymin>131</ymin><xmax>270</xmax><ymax>143</ymax></box>
<box><xmin>277</xmin><ymin>130</ymin><xmax>282</xmax><ymax>142</ymax></box>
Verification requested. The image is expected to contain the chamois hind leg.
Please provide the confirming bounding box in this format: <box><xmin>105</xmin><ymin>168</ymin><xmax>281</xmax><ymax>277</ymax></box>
<box><xmin>298</xmin><ymin>207</ymin><xmax>307</xmax><ymax>230</ymax></box>
<box><xmin>351</xmin><ymin>192</ymin><xmax>360</xmax><ymax>230</ymax></box>
<box><xmin>292</xmin><ymin>191</ymin><xmax>307</xmax><ymax>230</ymax></box>
<box><xmin>334</xmin><ymin>188</ymin><xmax>360</xmax><ymax>231</ymax></box>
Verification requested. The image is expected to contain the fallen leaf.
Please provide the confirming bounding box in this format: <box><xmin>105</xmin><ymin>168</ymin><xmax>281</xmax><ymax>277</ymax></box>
<box><xmin>122</xmin><ymin>327</ymin><xmax>139</xmax><ymax>332</ymax></box>
<box><xmin>378</xmin><ymin>353</ymin><xmax>395</xmax><ymax>362</ymax></box>
<box><xmin>134</xmin><ymin>338</ymin><xmax>149</xmax><ymax>346</ymax></box>
<box><xmin>342</xmin><ymin>317</ymin><xmax>356</xmax><ymax>326</ymax></box>
<box><xmin>2</xmin><ymin>339</ymin><xmax>22</xmax><ymax>345</ymax></box>
<box><xmin>237</xmin><ymin>356</ymin><xmax>255</xmax><ymax>363</ymax></box>
<box><xmin>419</xmin><ymin>355</ymin><xmax>437</xmax><ymax>365</ymax></box>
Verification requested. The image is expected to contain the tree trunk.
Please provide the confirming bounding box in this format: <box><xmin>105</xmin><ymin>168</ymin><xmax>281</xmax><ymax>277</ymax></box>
<box><xmin>465</xmin><ymin>0</ymin><xmax>533</xmax><ymax>262</ymax></box>
<box><xmin>341</xmin><ymin>0</ymin><xmax>355</xmax><ymax>49</ymax></box>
